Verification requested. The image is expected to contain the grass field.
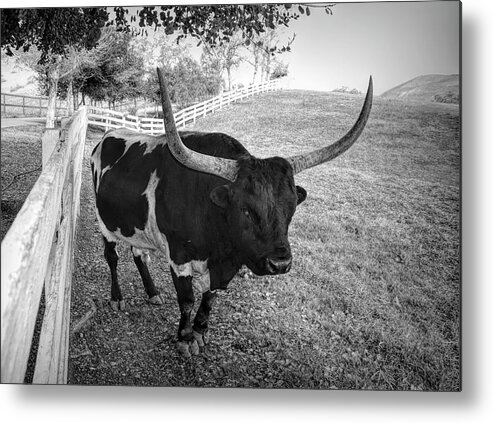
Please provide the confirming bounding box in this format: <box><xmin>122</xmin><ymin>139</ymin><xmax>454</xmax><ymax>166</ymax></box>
<box><xmin>67</xmin><ymin>90</ymin><xmax>460</xmax><ymax>391</ymax></box>
<box><xmin>1</xmin><ymin>88</ymin><xmax>460</xmax><ymax>390</ymax></box>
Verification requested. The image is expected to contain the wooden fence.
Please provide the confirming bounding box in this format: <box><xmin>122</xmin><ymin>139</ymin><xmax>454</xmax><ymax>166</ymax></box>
<box><xmin>1</xmin><ymin>107</ymin><xmax>88</xmax><ymax>384</ymax></box>
<box><xmin>87</xmin><ymin>107</ymin><xmax>165</xmax><ymax>133</ymax></box>
<box><xmin>87</xmin><ymin>77</ymin><xmax>287</xmax><ymax>134</ymax></box>
<box><xmin>1</xmin><ymin>92</ymin><xmax>68</xmax><ymax>118</ymax></box>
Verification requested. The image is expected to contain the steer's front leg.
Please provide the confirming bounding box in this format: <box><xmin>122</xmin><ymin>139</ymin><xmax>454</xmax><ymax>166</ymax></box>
<box><xmin>193</xmin><ymin>290</ymin><xmax>217</xmax><ymax>347</ymax></box>
<box><xmin>170</xmin><ymin>267</ymin><xmax>199</xmax><ymax>358</ymax></box>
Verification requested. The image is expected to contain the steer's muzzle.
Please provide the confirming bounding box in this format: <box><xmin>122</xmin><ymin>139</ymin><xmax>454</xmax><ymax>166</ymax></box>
<box><xmin>265</xmin><ymin>256</ymin><xmax>292</xmax><ymax>275</ymax></box>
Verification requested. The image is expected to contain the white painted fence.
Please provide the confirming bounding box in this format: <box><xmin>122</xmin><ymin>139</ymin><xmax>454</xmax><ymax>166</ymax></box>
<box><xmin>87</xmin><ymin>77</ymin><xmax>287</xmax><ymax>134</ymax></box>
<box><xmin>1</xmin><ymin>107</ymin><xmax>88</xmax><ymax>384</ymax></box>
<box><xmin>1</xmin><ymin>92</ymin><xmax>68</xmax><ymax>118</ymax></box>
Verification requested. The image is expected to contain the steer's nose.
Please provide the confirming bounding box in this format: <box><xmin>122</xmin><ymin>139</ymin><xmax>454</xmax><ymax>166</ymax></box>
<box><xmin>266</xmin><ymin>257</ymin><xmax>292</xmax><ymax>274</ymax></box>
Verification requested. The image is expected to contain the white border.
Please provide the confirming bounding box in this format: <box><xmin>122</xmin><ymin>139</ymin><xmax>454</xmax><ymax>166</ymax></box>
<box><xmin>2</xmin><ymin>0</ymin><xmax>492</xmax><ymax>422</ymax></box>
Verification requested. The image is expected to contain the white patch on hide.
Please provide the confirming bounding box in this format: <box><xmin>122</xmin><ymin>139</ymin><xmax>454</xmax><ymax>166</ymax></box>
<box><xmin>131</xmin><ymin>247</ymin><xmax>151</xmax><ymax>266</ymax></box>
<box><xmin>90</xmin><ymin>141</ymin><xmax>103</xmax><ymax>193</ymax></box>
<box><xmin>105</xmin><ymin>128</ymin><xmax>165</xmax><ymax>156</ymax></box>
<box><xmin>169</xmin><ymin>258</ymin><xmax>211</xmax><ymax>293</ymax></box>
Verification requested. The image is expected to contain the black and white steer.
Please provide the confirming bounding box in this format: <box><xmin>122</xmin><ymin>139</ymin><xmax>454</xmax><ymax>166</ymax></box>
<box><xmin>90</xmin><ymin>69</ymin><xmax>373</xmax><ymax>356</ymax></box>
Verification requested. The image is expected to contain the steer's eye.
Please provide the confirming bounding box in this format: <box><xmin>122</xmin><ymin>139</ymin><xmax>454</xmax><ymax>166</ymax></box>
<box><xmin>241</xmin><ymin>207</ymin><xmax>260</xmax><ymax>226</ymax></box>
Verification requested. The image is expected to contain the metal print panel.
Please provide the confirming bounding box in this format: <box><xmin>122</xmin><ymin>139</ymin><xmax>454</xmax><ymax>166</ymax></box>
<box><xmin>1</xmin><ymin>1</ymin><xmax>460</xmax><ymax>391</ymax></box>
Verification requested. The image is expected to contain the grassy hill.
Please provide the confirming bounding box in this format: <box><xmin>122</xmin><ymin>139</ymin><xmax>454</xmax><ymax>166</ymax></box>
<box><xmin>65</xmin><ymin>89</ymin><xmax>461</xmax><ymax>390</ymax></box>
<box><xmin>380</xmin><ymin>74</ymin><xmax>459</xmax><ymax>104</ymax></box>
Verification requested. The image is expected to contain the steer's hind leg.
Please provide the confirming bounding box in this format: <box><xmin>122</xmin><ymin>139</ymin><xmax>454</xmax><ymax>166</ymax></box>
<box><xmin>170</xmin><ymin>267</ymin><xmax>199</xmax><ymax>358</ymax></box>
<box><xmin>193</xmin><ymin>290</ymin><xmax>217</xmax><ymax>348</ymax></box>
<box><xmin>103</xmin><ymin>237</ymin><xmax>125</xmax><ymax>311</ymax></box>
<box><xmin>131</xmin><ymin>247</ymin><xmax>163</xmax><ymax>305</ymax></box>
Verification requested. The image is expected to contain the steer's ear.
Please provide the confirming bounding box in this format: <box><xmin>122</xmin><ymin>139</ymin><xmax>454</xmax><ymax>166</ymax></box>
<box><xmin>296</xmin><ymin>185</ymin><xmax>307</xmax><ymax>205</ymax></box>
<box><xmin>210</xmin><ymin>185</ymin><xmax>231</xmax><ymax>208</ymax></box>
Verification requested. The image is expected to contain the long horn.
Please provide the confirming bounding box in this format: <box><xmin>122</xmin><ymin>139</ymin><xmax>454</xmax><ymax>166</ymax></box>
<box><xmin>157</xmin><ymin>67</ymin><xmax>239</xmax><ymax>182</ymax></box>
<box><xmin>286</xmin><ymin>76</ymin><xmax>373</xmax><ymax>174</ymax></box>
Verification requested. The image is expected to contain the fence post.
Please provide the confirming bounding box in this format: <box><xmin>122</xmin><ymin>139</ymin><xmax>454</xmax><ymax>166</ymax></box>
<box><xmin>42</xmin><ymin>128</ymin><xmax>60</xmax><ymax>169</ymax></box>
<box><xmin>22</xmin><ymin>96</ymin><xmax>26</xmax><ymax>116</ymax></box>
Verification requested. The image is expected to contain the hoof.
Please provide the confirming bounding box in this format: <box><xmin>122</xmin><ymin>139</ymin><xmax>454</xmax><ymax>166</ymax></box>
<box><xmin>193</xmin><ymin>330</ymin><xmax>210</xmax><ymax>348</ymax></box>
<box><xmin>110</xmin><ymin>300</ymin><xmax>126</xmax><ymax>311</ymax></box>
<box><xmin>176</xmin><ymin>339</ymin><xmax>199</xmax><ymax>358</ymax></box>
<box><xmin>148</xmin><ymin>294</ymin><xmax>164</xmax><ymax>305</ymax></box>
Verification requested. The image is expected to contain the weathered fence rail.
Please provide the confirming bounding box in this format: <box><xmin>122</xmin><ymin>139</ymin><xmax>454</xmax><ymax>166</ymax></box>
<box><xmin>1</xmin><ymin>92</ymin><xmax>68</xmax><ymax>117</ymax></box>
<box><xmin>1</xmin><ymin>107</ymin><xmax>88</xmax><ymax>384</ymax></box>
<box><xmin>87</xmin><ymin>77</ymin><xmax>286</xmax><ymax>134</ymax></box>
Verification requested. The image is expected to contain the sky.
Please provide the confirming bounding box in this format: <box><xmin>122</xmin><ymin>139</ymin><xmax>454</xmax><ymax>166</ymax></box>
<box><xmin>228</xmin><ymin>1</ymin><xmax>460</xmax><ymax>95</ymax></box>
<box><xmin>163</xmin><ymin>1</ymin><xmax>460</xmax><ymax>95</ymax></box>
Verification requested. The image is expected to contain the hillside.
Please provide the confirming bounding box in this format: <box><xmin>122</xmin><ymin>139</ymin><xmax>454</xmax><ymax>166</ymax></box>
<box><xmin>380</xmin><ymin>74</ymin><xmax>459</xmax><ymax>104</ymax></box>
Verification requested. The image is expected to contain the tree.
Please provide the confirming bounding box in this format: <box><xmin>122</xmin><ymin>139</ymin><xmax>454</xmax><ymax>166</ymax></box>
<box><xmin>145</xmin><ymin>53</ymin><xmax>222</xmax><ymax>111</ymax></box>
<box><xmin>1</xmin><ymin>8</ymin><xmax>111</xmax><ymax>127</ymax></box>
<box><xmin>243</xmin><ymin>37</ymin><xmax>264</xmax><ymax>85</ymax></box>
<box><xmin>171</xmin><ymin>57</ymin><xmax>208</xmax><ymax>108</ymax></box>
<box><xmin>201</xmin><ymin>31</ymin><xmax>245</xmax><ymax>91</ymax></box>
<box><xmin>200</xmin><ymin>54</ymin><xmax>224</xmax><ymax>97</ymax></box>
<box><xmin>1</xmin><ymin>8</ymin><xmax>108</xmax><ymax>62</ymax></box>
<box><xmin>2</xmin><ymin>5</ymin><xmax>330</xmax><ymax>63</ymax></box>
<box><xmin>111</xmin><ymin>5</ymin><xmax>316</xmax><ymax>51</ymax></box>
<box><xmin>76</xmin><ymin>30</ymin><xmax>145</xmax><ymax>107</ymax></box>
<box><xmin>270</xmin><ymin>60</ymin><xmax>289</xmax><ymax>80</ymax></box>
<box><xmin>15</xmin><ymin>28</ymin><xmax>120</xmax><ymax>125</ymax></box>
<box><xmin>331</xmin><ymin>86</ymin><xmax>362</xmax><ymax>95</ymax></box>
<box><xmin>242</xmin><ymin>26</ymin><xmax>296</xmax><ymax>84</ymax></box>
<box><xmin>132</xmin><ymin>32</ymin><xmax>222</xmax><ymax>110</ymax></box>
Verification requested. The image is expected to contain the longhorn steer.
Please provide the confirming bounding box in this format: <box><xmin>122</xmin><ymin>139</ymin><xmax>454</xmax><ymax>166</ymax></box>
<box><xmin>90</xmin><ymin>69</ymin><xmax>373</xmax><ymax>356</ymax></box>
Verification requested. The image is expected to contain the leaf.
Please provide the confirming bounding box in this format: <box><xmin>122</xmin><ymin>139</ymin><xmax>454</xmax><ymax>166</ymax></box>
<box><xmin>298</xmin><ymin>6</ymin><xmax>304</xmax><ymax>15</ymax></box>
<box><xmin>306</xmin><ymin>7</ymin><xmax>311</xmax><ymax>16</ymax></box>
